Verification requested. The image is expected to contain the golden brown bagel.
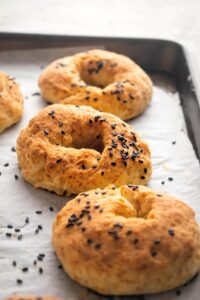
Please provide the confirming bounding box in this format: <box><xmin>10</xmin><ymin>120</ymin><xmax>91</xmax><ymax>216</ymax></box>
<box><xmin>16</xmin><ymin>104</ymin><xmax>152</xmax><ymax>195</ymax></box>
<box><xmin>0</xmin><ymin>71</ymin><xmax>23</xmax><ymax>133</ymax></box>
<box><xmin>5</xmin><ymin>296</ymin><xmax>61</xmax><ymax>300</ymax></box>
<box><xmin>38</xmin><ymin>49</ymin><xmax>152</xmax><ymax>120</ymax></box>
<box><xmin>52</xmin><ymin>185</ymin><xmax>200</xmax><ymax>295</ymax></box>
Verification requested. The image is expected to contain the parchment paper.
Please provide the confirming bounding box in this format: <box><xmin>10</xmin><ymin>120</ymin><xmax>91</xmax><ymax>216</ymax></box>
<box><xmin>0</xmin><ymin>46</ymin><xmax>200</xmax><ymax>300</ymax></box>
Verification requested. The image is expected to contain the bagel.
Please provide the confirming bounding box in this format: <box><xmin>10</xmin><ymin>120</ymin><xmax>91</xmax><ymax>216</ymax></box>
<box><xmin>5</xmin><ymin>297</ymin><xmax>60</xmax><ymax>300</ymax></box>
<box><xmin>0</xmin><ymin>71</ymin><xmax>23</xmax><ymax>133</ymax></box>
<box><xmin>38</xmin><ymin>49</ymin><xmax>152</xmax><ymax>120</ymax></box>
<box><xmin>52</xmin><ymin>185</ymin><xmax>200</xmax><ymax>295</ymax></box>
<box><xmin>16</xmin><ymin>104</ymin><xmax>151</xmax><ymax>195</ymax></box>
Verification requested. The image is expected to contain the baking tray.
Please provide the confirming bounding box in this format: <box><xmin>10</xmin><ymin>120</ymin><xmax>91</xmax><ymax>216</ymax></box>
<box><xmin>0</xmin><ymin>32</ymin><xmax>199</xmax><ymax>160</ymax></box>
<box><xmin>0</xmin><ymin>33</ymin><xmax>200</xmax><ymax>300</ymax></box>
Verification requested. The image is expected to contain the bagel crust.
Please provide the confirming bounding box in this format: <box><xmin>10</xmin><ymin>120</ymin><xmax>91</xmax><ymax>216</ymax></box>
<box><xmin>52</xmin><ymin>185</ymin><xmax>200</xmax><ymax>295</ymax></box>
<box><xmin>38</xmin><ymin>49</ymin><xmax>152</xmax><ymax>120</ymax></box>
<box><xmin>16</xmin><ymin>104</ymin><xmax>151</xmax><ymax>195</ymax></box>
<box><xmin>0</xmin><ymin>71</ymin><xmax>23</xmax><ymax>133</ymax></box>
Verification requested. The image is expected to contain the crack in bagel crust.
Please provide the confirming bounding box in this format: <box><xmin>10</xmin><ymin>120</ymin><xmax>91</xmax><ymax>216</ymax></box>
<box><xmin>16</xmin><ymin>104</ymin><xmax>152</xmax><ymax>195</ymax></box>
<box><xmin>38</xmin><ymin>49</ymin><xmax>152</xmax><ymax>120</ymax></box>
<box><xmin>0</xmin><ymin>71</ymin><xmax>23</xmax><ymax>133</ymax></box>
<box><xmin>52</xmin><ymin>185</ymin><xmax>200</xmax><ymax>295</ymax></box>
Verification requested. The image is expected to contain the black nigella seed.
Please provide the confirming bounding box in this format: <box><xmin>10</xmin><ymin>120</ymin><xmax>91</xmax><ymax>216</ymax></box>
<box><xmin>44</xmin><ymin>129</ymin><xmax>49</xmax><ymax>135</ymax></box>
<box><xmin>81</xmin><ymin>227</ymin><xmax>86</xmax><ymax>232</ymax></box>
<box><xmin>38</xmin><ymin>225</ymin><xmax>43</xmax><ymax>230</ymax></box>
<box><xmin>15</xmin><ymin>228</ymin><xmax>20</xmax><ymax>232</ymax></box>
<box><xmin>22</xmin><ymin>267</ymin><xmax>28</xmax><ymax>272</ymax></box>
<box><xmin>168</xmin><ymin>229</ymin><xmax>175</xmax><ymax>237</ymax></box>
<box><xmin>111</xmin><ymin>123</ymin><xmax>116</xmax><ymax>130</ymax></box>
<box><xmin>81</xmin><ymin>164</ymin><xmax>86</xmax><ymax>170</ymax></box>
<box><xmin>56</xmin><ymin>159</ymin><xmax>62</xmax><ymax>163</ymax></box>
<box><xmin>6</xmin><ymin>233</ymin><xmax>12</xmax><ymax>238</ymax></box>
<box><xmin>61</xmin><ymin>130</ymin><xmax>65</xmax><ymax>135</ymax></box>
<box><xmin>176</xmin><ymin>290</ymin><xmax>181</xmax><ymax>296</ymax></box>
<box><xmin>58</xmin><ymin>121</ymin><xmax>63</xmax><ymax>127</ymax></box>
<box><xmin>95</xmin><ymin>115</ymin><xmax>101</xmax><ymax>122</ymax></box>
<box><xmin>35</xmin><ymin>229</ymin><xmax>39</xmax><ymax>234</ymax></box>
<box><xmin>140</xmin><ymin>176</ymin><xmax>145</xmax><ymax>180</ymax></box>
<box><xmin>133</xmin><ymin>238</ymin><xmax>139</xmax><ymax>244</ymax></box>
<box><xmin>168</xmin><ymin>177</ymin><xmax>173</xmax><ymax>181</ymax></box>
<box><xmin>25</xmin><ymin>217</ymin><xmax>29</xmax><ymax>224</ymax></box>
<box><xmin>7</xmin><ymin>224</ymin><xmax>13</xmax><ymax>229</ymax></box>
<box><xmin>89</xmin><ymin>119</ymin><xmax>93</xmax><ymax>124</ymax></box>
<box><xmin>96</xmin><ymin>134</ymin><xmax>101</xmax><ymax>139</ymax></box>
<box><xmin>114</xmin><ymin>223</ymin><xmax>123</xmax><ymax>228</ymax></box>
<box><xmin>33</xmin><ymin>260</ymin><xmax>37</xmax><ymax>266</ymax></box>
<box><xmin>57</xmin><ymin>265</ymin><xmax>63</xmax><ymax>269</ymax></box>
<box><xmin>32</xmin><ymin>92</ymin><xmax>40</xmax><ymax>97</ymax></box>
<box><xmin>16</xmin><ymin>279</ymin><xmax>23</xmax><ymax>285</ymax></box>
<box><xmin>118</xmin><ymin>135</ymin><xmax>124</xmax><ymax>141</ymax></box>
<box><xmin>111</xmin><ymin>162</ymin><xmax>116</xmax><ymax>166</ymax></box>
<box><xmin>151</xmin><ymin>250</ymin><xmax>157</xmax><ymax>257</ymax></box>
<box><xmin>161</xmin><ymin>181</ymin><xmax>165</xmax><ymax>185</ymax></box>
<box><xmin>87</xmin><ymin>239</ymin><xmax>93</xmax><ymax>245</ymax></box>
<box><xmin>139</xmin><ymin>160</ymin><xmax>143</xmax><ymax>164</ymax></box>
<box><xmin>18</xmin><ymin>234</ymin><xmax>23</xmax><ymax>240</ymax></box>
<box><xmin>36</xmin><ymin>210</ymin><xmax>42</xmax><ymax>214</ymax></box>
<box><xmin>144</xmin><ymin>168</ymin><xmax>147</xmax><ymax>174</ymax></box>
<box><xmin>38</xmin><ymin>253</ymin><xmax>45</xmax><ymax>258</ymax></box>
<box><xmin>14</xmin><ymin>174</ymin><xmax>19</xmax><ymax>180</ymax></box>
<box><xmin>4</xmin><ymin>163</ymin><xmax>9</xmax><ymax>167</ymax></box>
<box><xmin>39</xmin><ymin>267</ymin><xmax>43</xmax><ymax>274</ymax></box>
<box><xmin>101</xmin><ymin>171</ymin><xmax>104</xmax><ymax>176</ymax></box>
<box><xmin>12</xmin><ymin>261</ymin><xmax>17</xmax><ymax>267</ymax></box>
<box><xmin>11</xmin><ymin>147</ymin><xmax>16</xmax><ymax>152</ymax></box>
<box><xmin>85</xmin><ymin>96</ymin><xmax>90</xmax><ymax>100</ymax></box>
<box><xmin>154</xmin><ymin>240</ymin><xmax>160</xmax><ymax>245</ymax></box>
<box><xmin>172</xmin><ymin>141</ymin><xmax>176</xmax><ymax>145</ymax></box>
<box><xmin>48</xmin><ymin>110</ymin><xmax>55</xmax><ymax>116</ymax></box>
<box><xmin>95</xmin><ymin>244</ymin><xmax>101</xmax><ymax>250</ymax></box>
<box><xmin>37</xmin><ymin>255</ymin><xmax>43</xmax><ymax>261</ymax></box>
<box><xmin>126</xmin><ymin>230</ymin><xmax>132</xmax><ymax>236</ymax></box>
<box><xmin>49</xmin><ymin>206</ymin><xmax>54</xmax><ymax>212</ymax></box>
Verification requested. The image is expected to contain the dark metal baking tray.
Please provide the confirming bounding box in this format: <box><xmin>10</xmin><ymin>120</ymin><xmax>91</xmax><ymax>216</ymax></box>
<box><xmin>0</xmin><ymin>33</ymin><xmax>200</xmax><ymax>300</ymax></box>
<box><xmin>0</xmin><ymin>32</ymin><xmax>199</xmax><ymax>160</ymax></box>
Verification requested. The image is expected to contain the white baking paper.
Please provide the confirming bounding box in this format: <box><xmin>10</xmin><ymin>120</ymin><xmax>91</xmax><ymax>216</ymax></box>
<box><xmin>0</xmin><ymin>46</ymin><xmax>200</xmax><ymax>300</ymax></box>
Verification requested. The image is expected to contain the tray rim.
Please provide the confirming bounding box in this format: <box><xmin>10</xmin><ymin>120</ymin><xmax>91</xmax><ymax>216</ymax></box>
<box><xmin>0</xmin><ymin>31</ymin><xmax>185</xmax><ymax>48</ymax></box>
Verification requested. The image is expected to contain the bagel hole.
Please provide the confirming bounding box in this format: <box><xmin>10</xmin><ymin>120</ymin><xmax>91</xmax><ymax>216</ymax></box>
<box><xmin>72</xmin><ymin>134</ymin><xmax>104</xmax><ymax>153</ymax></box>
<box><xmin>120</xmin><ymin>189</ymin><xmax>153</xmax><ymax>220</ymax></box>
<box><xmin>79</xmin><ymin>60</ymin><xmax>114</xmax><ymax>89</ymax></box>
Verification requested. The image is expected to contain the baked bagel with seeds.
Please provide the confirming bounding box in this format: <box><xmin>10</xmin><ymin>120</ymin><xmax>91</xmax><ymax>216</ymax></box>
<box><xmin>5</xmin><ymin>297</ymin><xmax>61</xmax><ymax>300</ymax></box>
<box><xmin>16</xmin><ymin>104</ymin><xmax>151</xmax><ymax>195</ymax></box>
<box><xmin>0</xmin><ymin>71</ymin><xmax>23</xmax><ymax>133</ymax></box>
<box><xmin>38</xmin><ymin>49</ymin><xmax>152</xmax><ymax>120</ymax></box>
<box><xmin>52</xmin><ymin>185</ymin><xmax>200</xmax><ymax>295</ymax></box>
